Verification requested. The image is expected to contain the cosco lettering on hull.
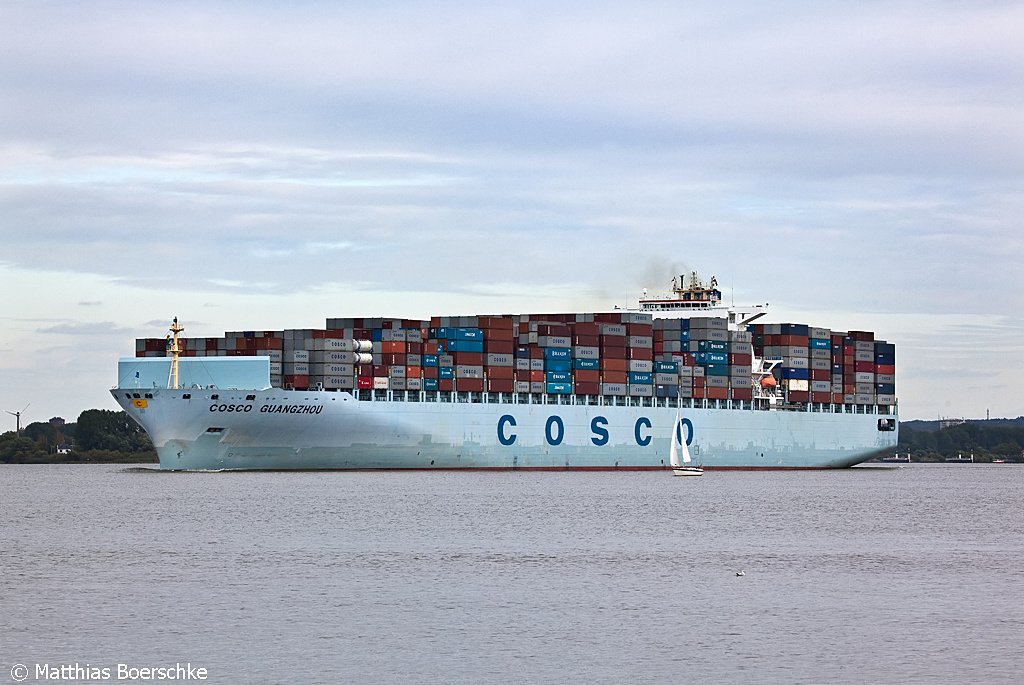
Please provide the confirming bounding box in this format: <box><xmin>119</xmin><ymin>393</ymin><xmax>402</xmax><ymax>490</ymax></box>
<box><xmin>497</xmin><ymin>414</ymin><xmax>694</xmax><ymax>447</ymax></box>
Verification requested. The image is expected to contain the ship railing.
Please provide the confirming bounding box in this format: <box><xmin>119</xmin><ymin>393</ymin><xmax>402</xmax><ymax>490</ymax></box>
<box><xmin>347</xmin><ymin>388</ymin><xmax>894</xmax><ymax>415</ymax></box>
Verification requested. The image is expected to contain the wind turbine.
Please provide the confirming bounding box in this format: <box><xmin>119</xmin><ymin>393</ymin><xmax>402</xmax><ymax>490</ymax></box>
<box><xmin>5</xmin><ymin>403</ymin><xmax>30</xmax><ymax>434</ymax></box>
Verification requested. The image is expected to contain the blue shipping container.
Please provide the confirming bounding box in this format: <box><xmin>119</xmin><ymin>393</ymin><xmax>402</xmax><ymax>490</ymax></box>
<box><xmin>573</xmin><ymin>358</ymin><xmax>600</xmax><ymax>370</ymax></box>
<box><xmin>447</xmin><ymin>340</ymin><xmax>484</xmax><ymax>353</ymax></box>
<box><xmin>628</xmin><ymin>372</ymin><xmax>653</xmax><ymax>384</ymax></box>
<box><xmin>780</xmin><ymin>367</ymin><xmax>809</xmax><ymax>380</ymax></box>
<box><xmin>546</xmin><ymin>371</ymin><xmax>572</xmax><ymax>383</ymax></box>
<box><xmin>546</xmin><ymin>382</ymin><xmax>572</xmax><ymax>394</ymax></box>
<box><xmin>544</xmin><ymin>347</ymin><xmax>572</xmax><ymax>360</ymax></box>
<box><xmin>545</xmin><ymin>359</ymin><xmax>572</xmax><ymax>372</ymax></box>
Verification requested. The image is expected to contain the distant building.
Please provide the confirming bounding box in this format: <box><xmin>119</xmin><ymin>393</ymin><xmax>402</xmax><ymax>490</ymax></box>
<box><xmin>49</xmin><ymin>417</ymin><xmax>66</xmax><ymax>427</ymax></box>
<box><xmin>56</xmin><ymin>443</ymin><xmax>73</xmax><ymax>455</ymax></box>
<box><xmin>939</xmin><ymin>417</ymin><xmax>965</xmax><ymax>430</ymax></box>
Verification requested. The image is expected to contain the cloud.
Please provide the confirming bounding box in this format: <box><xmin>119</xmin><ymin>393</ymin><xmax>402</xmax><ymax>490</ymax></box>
<box><xmin>36</xmin><ymin>321</ymin><xmax>132</xmax><ymax>336</ymax></box>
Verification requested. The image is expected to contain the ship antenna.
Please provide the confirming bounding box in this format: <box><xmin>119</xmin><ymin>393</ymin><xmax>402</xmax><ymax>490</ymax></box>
<box><xmin>166</xmin><ymin>316</ymin><xmax>185</xmax><ymax>389</ymax></box>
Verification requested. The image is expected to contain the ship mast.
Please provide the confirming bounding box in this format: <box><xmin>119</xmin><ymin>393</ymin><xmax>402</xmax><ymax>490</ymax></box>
<box><xmin>166</xmin><ymin>317</ymin><xmax>185</xmax><ymax>389</ymax></box>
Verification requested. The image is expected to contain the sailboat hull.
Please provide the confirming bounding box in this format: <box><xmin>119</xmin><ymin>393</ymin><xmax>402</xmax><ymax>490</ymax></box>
<box><xmin>672</xmin><ymin>467</ymin><xmax>704</xmax><ymax>476</ymax></box>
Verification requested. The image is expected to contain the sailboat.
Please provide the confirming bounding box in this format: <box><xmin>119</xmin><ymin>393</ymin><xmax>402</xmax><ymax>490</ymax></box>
<box><xmin>671</xmin><ymin>413</ymin><xmax>703</xmax><ymax>476</ymax></box>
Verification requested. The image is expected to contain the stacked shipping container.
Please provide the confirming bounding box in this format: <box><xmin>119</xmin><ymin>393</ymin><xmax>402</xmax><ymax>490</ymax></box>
<box><xmin>136</xmin><ymin>313</ymin><xmax>894</xmax><ymax>406</ymax></box>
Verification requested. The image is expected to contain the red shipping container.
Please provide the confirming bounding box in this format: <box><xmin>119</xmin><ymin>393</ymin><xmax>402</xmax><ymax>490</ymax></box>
<box><xmin>406</xmin><ymin>366</ymin><xmax>422</xmax><ymax>379</ymax></box>
<box><xmin>730</xmin><ymin>387</ymin><xmax>753</xmax><ymax>401</ymax></box>
<box><xmin>854</xmin><ymin>361</ymin><xmax>876</xmax><ymax>372</ymax></box>
<box><xmin>487</xmin><ymin>378</ymin><xmax>515</xmax><ymax>393</ymax></box>
<box><xmin>811</xmin><ymin>369</ymin><xmax>831</xmax><ymax>381</ymax></box>
<box><xmin>574</xmin><ymin>369</ymin><xmax>600</xmax><ymax>383</ymax></box>
<box><xmin>484</xmin><ymin>329</ymin><xmax>516</xmax><ymax>342</ymax></box>
<box><xmin>601</xmin><ymin>358</ymin><xmax>628</xmax><ymax>373</ymax></box>
<box><xmin>628</xmin><ymin>347</ymin><xmax>653</xmax><ymax>361</ymax></box>
<box><xmin>573</xmin><ymin>335</ymin><xmax>600</xmax><ymax>346</ymax></box>
<box><xmin>453</xmin><ymin>352</ymin><xmax>484</xmax><ymax>366</ymax></box>
<box><xmin>575</xmin><ymin>381</ymin><xmax>600</xmax><ymax>395</ymax></box>
<box><xmin>357</xmin><ymin>377</ymin><xmax>372</xmax><ymax>389</ymax></box>
<box><xmin>626</xmin><ymin>323</ymin><xmax>654</xmax><ymax>337</ymax></box>
<box><xmin>876</xmin><ymin>364</ymin><xmax>895</xmax><ymax>375</ymax></box>
<box><xmin>730</xmin><ymin>353</ymin><xmax>753</xmax><ymax>366</ymax></box>
<box><xmin>832</xmin><ymin>393</ymin><xmax>845</xmax><ymax>404</ymax></box>
<box><xmin>789</xmin><ymin>390</ymin><xmax>809</xmax><ymax>402</ymax></box>
<box><xmin>424</xmin><ymin>341</ymin><xmax>441</xmax><ymax>355</ymax></box>
<box><xmin>600</xmin><ymin>335</ymin><xmax>628</xmax><ymax>348</ymax></box>
<box><xmin>574</xmin><ymin>322</ymin><xmax>601</xmax><ymax>336</ymax></box>
<box><xmin>484</xmin><ymin>340</ymin><xmax>515</xmax><ymax>354</ymax></box>
<box><xmin>479</xmin><ymin>316</ymin><xmax>514</xmax><ymax>330</ymax></box>
<box><xmin>601</xmin><ymin>345</ymin><xmax>627</xmax><ymax>359</ymax></box>
<box><xmin>707</xmin><ymin>386</ymin><xmax>728</xmax><ymax>400</ymax></box>
<box><xmin>811</xmin><ymin>392</ymin><xmax>831</xmax><ymax>402</ymax></box>
<box><xmin>692</xmin><ymin>386</ymin><xmax>706</xmax><ymax>399</ymax></box>
<box><xmin>486</xmin><ymin>366</ymin><xmax>514</xmax><ymax>380</ymax></box>
<box><xmin>423</xmin><ymin>367</ymin><xmax>439</xmax><ymax>379</ymax></box>
<box><xmin>381</xmin><ymin>341</ymin><xmax>406</xmax><ymax>354</ymax></box>
<box><xmin>456</xmin><ymin>378</ymin><xmax>484</xmax><ymax>392</ymax></box>
<box><xmin>439</xmin><ymin>379</ymin><xmax>454</xmax><ymax>392</ymax></box>
<box><xmin>779</xmin><ymin>335</ymin><xmax>808</xmax><ymax>347</ymax></box>
<box><xmin>602</xmin><ymin>371</ymin><xmax>628</xmax><ymax>384</ymax></box>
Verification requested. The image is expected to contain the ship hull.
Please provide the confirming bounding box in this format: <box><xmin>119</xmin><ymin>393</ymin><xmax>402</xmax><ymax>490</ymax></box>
<box><xmin>112</xmin><ymin>388</ymin><xmax>897</xmax><ymax>471</ymax></box>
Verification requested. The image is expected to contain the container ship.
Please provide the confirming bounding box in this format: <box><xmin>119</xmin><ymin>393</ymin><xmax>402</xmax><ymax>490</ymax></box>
<box><xmin>112</xmin><ymin>273</ymin><xmax>898</xmax><ymax>470</ymax></box>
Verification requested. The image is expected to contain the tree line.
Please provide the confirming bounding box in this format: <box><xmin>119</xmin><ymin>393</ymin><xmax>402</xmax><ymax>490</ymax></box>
<box><xmin>0</xmin><ymin>410</ymin><xmax>156</xmax><ymax>464</ymax></box>
<box><xmin>897</xmin><ymin>419</ymin><xmax>1024</xmax><ymax>462</ymax></box>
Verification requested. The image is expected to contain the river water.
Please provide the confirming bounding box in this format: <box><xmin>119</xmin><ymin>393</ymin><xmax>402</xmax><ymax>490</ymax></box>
<box><xmin>2</xmin><ymin>464</ymin><xmax>1022</xmax><ymax>684</ymax></box>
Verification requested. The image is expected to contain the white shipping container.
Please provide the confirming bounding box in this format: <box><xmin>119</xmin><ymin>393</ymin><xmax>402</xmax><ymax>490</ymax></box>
<box><xmin>321</xmin><ymin>376</ymin><xmax>355</xmax><ymax>389</ymax></box>
<box><xmin>486</xmin><ymin>353</ymin><xmax>513</xmax><ymax>367</ymax></box>
<box><xmin>628</xmin><ymin>384</ymin><xmax>654</xmax><ymax>397</ymax></box>
<box><xmin>456</xmin><ymin>365</ymin><xmax>484</xmax><ymax>379</ymax></box>
<box><xmin>786</xmin><ymin>379</ymin><xmax>810</xmax><ymax>391</ymax></box>
<box><xmin>372</xmin><ymin>377</ymin><xmax>390</xmax><ymax>390</ymax></box>
<box><xmin>730</xmin><ymin>376</ymin><xmax>752</xmax><ymax>388</ymax></box>
<box><xmin>538</xmin><ymin>335</ymin><xmax>571</xmax><ymax>347</ymax></box>
<box><xmin>628</xmin><ymin>359</ymin><xmax>654</xmax><ymax>373</ymax></box>
<box><xmin>574</xmin><ymin>346</ymin><xmax>599</xmax><ymax>360</ymax></box>
<box><xmin>601</xmin><ymin>383</ymin><xmax>627</xmax><ymax>395</ymax></box>
<box><xmin>285</xmin><ymin>350</ymin><xmax>310</xmax><ymax>363</ymax></box>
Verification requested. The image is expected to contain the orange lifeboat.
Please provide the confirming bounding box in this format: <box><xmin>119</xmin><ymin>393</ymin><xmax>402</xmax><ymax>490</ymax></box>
<box><xmin>760</xmin><ymin>376</ymin><xmax>777</xmax><ymax>390</ymax></box>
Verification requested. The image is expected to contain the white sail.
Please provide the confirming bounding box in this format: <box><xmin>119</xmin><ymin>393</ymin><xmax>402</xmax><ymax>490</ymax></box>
<box><xmin>670</xmin><ymin>421</ymin><xmax>681</xmax><ymax>468</ymax></box>
<box><xmin>670</xmin><ymin>413</ymin><xmax>690</xmax><ymax>466</ymax></box>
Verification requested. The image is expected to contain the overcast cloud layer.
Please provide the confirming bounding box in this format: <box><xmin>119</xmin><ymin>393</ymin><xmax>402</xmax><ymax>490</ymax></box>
<box><xmin>2</xmin><ymin>1</ymin><xmax>1023</xmax><ymax>423</ymax></box>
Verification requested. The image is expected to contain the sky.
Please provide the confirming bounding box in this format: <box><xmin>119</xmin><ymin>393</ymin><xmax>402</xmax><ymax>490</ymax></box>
<box><xmin>1</xmin><ymin>1</ymin><xmax>1022</xmax><ymax>425</ymax></box>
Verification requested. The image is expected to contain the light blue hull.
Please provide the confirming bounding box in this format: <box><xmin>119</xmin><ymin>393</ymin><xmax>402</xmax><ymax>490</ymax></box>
<box><xmin>112</xmin><ymin>387</ymin><xmax>898</xmax><ymax>471</ymax></box>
